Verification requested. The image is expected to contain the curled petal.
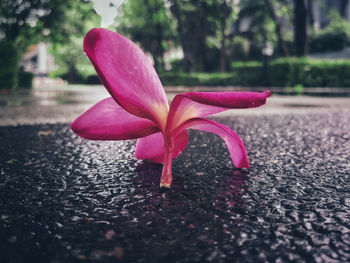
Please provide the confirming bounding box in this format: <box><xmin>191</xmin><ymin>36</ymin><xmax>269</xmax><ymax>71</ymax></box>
<box><xmin>174</xmin><ymin>118</ymin><xmax>249</xmax><ymax>168</ymax></box>
<box><xmin>71</xmin><ymin>98</ymin><xmax>159</xmax><ymax>140</ymax></box>
<box><xmin>135</xmin><ymin>131</ymin><xmax>188</xmax><ymax>163</ymax></box>
<box><xmin>84</xmin><ymin>28</ymin><xmax>169</xmax><ymax>130</ymax></box>
<box><xmin>167</xmin><ymin>91</ymin><xmax>271</xmax><ymax>131</ymax></box>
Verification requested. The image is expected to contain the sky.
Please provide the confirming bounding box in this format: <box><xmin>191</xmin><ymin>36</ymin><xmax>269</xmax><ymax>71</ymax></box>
<box><xmin>90</xmin><ymin>0</ymin><xmax>125</xmax><ymax>27</ymax></box>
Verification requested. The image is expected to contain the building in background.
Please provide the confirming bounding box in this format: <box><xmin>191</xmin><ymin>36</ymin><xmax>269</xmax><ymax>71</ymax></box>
<box><xmin>21</xmin><ymin>43</ymin><xmax>57</xmax><ymax>77</ymax></box>
<box><xmin>21</xmin><ymin>43</ymin><xmax>67</xmax><ymax>87</ymax></box>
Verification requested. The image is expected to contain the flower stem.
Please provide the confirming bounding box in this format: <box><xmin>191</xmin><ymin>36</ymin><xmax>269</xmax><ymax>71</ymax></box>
<box><xmin>160</xmin><ymin>139</ymin><xmax>173</xmax><ymax>188</ymax></box>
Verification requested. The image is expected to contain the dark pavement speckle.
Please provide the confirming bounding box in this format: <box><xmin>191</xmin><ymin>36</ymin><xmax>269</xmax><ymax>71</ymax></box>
<box><xmin>0</xmin><ymin>111</ymin><xmax>349</xmax><ymax>263</ymax></box>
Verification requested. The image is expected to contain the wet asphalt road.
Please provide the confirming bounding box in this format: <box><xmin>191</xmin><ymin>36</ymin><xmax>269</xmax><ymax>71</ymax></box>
<box><xmin>0</xmin><ymin>87</ymin><xmax>350</xmax><ymax>262</ymax></box>
<box><xmin>1</xmin><ymin>85</ymin><xmax>350</xmax><ymax>126</ymax></box>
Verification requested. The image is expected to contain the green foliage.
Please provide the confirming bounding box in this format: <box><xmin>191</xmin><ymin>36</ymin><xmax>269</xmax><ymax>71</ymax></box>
<box><xmin>118</xmin><ymin>0</ymin><xmax>176</xmax><ymax>71</ymax></box>
<box><xmin>293</xmin><ymin>84</ymin><xmax>304</xmax><ymax>95</ymax></box>
<box><xmin>0</xmin><ymin>0</ymin><xmax>86</xmax><ymax>47</ymax></box>
<box><xmin>85</xmin><ymin>75</ymin><xmax>101</xmax><ymax>85</ymax></box>
<box><xmin>228</xmin><ymin>0</ymin><xmax>293</xmax><ymax>60</ymax></box>
<box><xmin>0</xmin><ymin>41</ymin><xmax>33</xmax><ymax>89</ymax></box>
<box><xmin>269</xmin><ymin>57</ymin><xmax>350</xmax><ymax>87</ymax></box>
<box><xmin>204</xmin><ymin>46</ymin><xmax>222</xmax><ymax>72</ymax></box>
<box><xmin>232</xmin><ymin>61</ymin><xmax>262</xmax><ymax>67</ymax></box>
<box><xmin>49</xmin><ymin>1</ymin><xmax>100</xmax><ymax>83</ymax></box>
<box><xmin>160</xmin><ymin>58</ymin><xmax>350</xmax><ymax>87</ymax></box>
<box><xmin>159</xmin><ymin>72</ymin><xmax>239</xmax><ymax>86</ymax></box>
<box><xmin>0</xmin><ymin>0</ymin><xmax>97</xmax><ymax>87</ymax></box>
<box><xmin>309</xmin><ymin>10</ymin><xmax>350</xmax><ymax>53</ymax></box>
<box><xmin>231</xmin><ymin>57</ymin><xmax>350</xmax><ymax>87</ymax></box>
<box><xmin>169</xmin><ymin>59</ymin><xmax>187</xmax><ymax>73</ymax></box>
<box><xmin>18</xmin><ymin>70</ymin><xmax>34</xmax><ymax>88</ymax></box>
<box><xmin>168</xmin><ymin>0</ymin><xmax>231</xmax><ymax>72</ymax></box>
<box><xmin>231</xmin><ymin>60</ymin><xmax>264</xmax><ymax>85</ymax></box>
<box><xmin>50</xmin><ymin>35</ymin><xmax>95</xmax><ymax>82</ymax></box>
<box><xmin>0</xmin><ymin>41</ymin><xmax>19</xmax><ymax>89</ymax></box>
<box><xmin>2</xmin><ymin>0</ymin><xmax>350</xmax><ymax>88</ymax></box>
<box><xmin>229</xmin><ymin>37</ymin><xmax>249</xmax><ymax>61</ymax></box>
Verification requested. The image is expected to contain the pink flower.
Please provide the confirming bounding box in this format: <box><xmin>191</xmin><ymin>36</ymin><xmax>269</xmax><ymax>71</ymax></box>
<box><xmin>71</xmin><ymin>28</ymin><xmax>271</xmax><ymax>188</ymax></box>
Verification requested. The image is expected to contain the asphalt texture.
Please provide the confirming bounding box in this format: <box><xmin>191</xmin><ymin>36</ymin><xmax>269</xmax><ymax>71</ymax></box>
<box><xmin>1</xmin><ymin>106</ymin><xmax>350</xmax><ymax>262</ymax></box>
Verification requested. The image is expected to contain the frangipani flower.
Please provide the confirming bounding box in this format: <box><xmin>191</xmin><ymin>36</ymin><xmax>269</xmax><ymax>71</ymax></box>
<box><xmin>71</xmin><ymin>28</ymin><xmax>271</xmax><ymax>188</ymax></box>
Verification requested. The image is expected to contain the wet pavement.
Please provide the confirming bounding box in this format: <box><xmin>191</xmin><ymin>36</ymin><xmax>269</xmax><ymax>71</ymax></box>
<box><xmin>1</xmin><ymin>85</ymin><xmax>350</xmax><ymax>126</ymax></box>
<box><xmin>0</xmin><ymin>86</ymin><xmax>350</xmax><ymax>262</ymax></box>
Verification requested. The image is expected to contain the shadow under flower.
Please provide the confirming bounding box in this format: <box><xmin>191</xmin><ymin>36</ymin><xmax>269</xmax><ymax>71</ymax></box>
<box><xmin>134</xmin><ymin>161</ymin><xmax>185</xmax><ymax>191</ymax></box>
<box><xmin>214</xmin><ymin>169</ymin><xmax>250</xmax><ymax>215</ymax></box>
<box><xmin>134</xmin><ymin>160</ymin><xmax>249</xmax><ymax>215</ymax></box>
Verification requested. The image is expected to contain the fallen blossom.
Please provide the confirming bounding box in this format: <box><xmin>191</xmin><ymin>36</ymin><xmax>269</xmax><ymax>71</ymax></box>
<box><xmin>71</xmin><ymin>28</ymin><xmax>271</xmax><ymax>188</ymax></box>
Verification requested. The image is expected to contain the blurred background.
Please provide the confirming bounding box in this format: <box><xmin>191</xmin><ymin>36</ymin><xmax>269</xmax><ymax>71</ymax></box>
<box><xmin>1</xmin><ymin>0</ymin><xmax>350</xmax><ymax>91</ymax></box>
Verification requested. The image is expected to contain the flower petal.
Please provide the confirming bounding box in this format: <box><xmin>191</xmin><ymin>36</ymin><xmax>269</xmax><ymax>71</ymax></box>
<box><xmin>71</xmin><ymin>98</ymin><xmax>160</xmax><ymax>140</ymax></box>
<box><xmin>166</xmin><ymin>91</ymin><xmax>271</xmax><ymax>131</ymax></box>
<box><xmin>84</xmin><ymin>28</ymin><xmax>169</xmax><ymax>130</ymax></box>
<box><xmin>173</xmin><ymin>118</ymin><xmax>249</xmax><ymax>168</ymax></box>
<box><xmin>135</xmin><ymin>131</ymin><xmax>188</xmax><ymax>163</ymax></box>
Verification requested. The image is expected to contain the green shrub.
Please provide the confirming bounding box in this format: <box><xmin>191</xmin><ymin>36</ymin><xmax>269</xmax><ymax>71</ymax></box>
<box><xmin>49</xmin><ymin>67</ymin><xmax>68</xmax><ymax>79</ymax></box>
<box><xmin>230</xmin><ymin>58</ymin><xmax>350</xmax><ymax>87</ymax></box>
<box><xmin>269</xmin><ymin>57</ymin><xmax>306</xmax><ymax>86</ymax></box>
<box><xmin>230</xmin><ymin>37</ymin><xmax>248</xmax><ymax>61</ymax></box>
<box><xmin>293</xmin><ymin>84</ymin><xmax>304</xmax><ymax>95</ymax></box>
<box><xmin>309</xmin><ymin>31</ymin><xmax>350</xmax><ymax>53</ymax></box>
<box><xmin>231</xmin><ymin>61</ymin><xmax>262</xmax><ymax>67</ymax></box>
<box><xmin>50</xmin><ymin>67</ymin><xmax>86</xmax><ymax>84</ymax></box>
<box><xmin>160</xmin><ymin>72</ymin><xmax>207</xmax><ymax>86</ymax></box>
<box><xmin>85</xmin><ymin>75</ymin><xmax>101</xmax><ymax>84</ymax></box>
<box><xmin>18</xmin><ymin>70</ymin><xmax>34</xmax><ymax>88</ymax></box>
<box><xmin>169</xmin><ymin>59</ymin><xmax>187</xmax><ymax>73</ymax></box>
<box><xmin>309</xmin><ymin>11</ymin><xmax>350</xmax><ymax>53</ymax></box>
<box><xmin>231</xmin><ymin>61</ymin><xmax>264</xmax><ymax>86</ymax></box>
<box><xmin>83</xmin><ymin>58</ymin><xmax>350</xmax><ymax>87</ymax></box>
<box><xmin>270</xmin><ymin>57</ymin><xmax>350</xmax><ymax>87</ymax></box>
<box><xmin>159</xmin><ymin>72</ymin><xmax>239</xmax><ymax>86</ymax></box>
<box><xmin>0</xmin><ymin>41</ymin><xmax>19</xmax><ymax>89</ymax></box>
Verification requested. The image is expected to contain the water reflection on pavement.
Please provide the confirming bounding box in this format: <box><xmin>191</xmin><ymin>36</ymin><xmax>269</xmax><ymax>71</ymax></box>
<box><xmin>1</xmin><ymin>85</ymin><xmax>350</xmax><ymax>126</ymax></box>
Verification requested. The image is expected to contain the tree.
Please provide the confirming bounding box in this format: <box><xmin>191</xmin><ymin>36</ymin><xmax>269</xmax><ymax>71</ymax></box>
<box><xmin>219</xmin><ymin>0</ymin><xmax>234</xmax><ymax>72</ymax></box>
<box><xmin>293</xmin><ymin>0</ymin><xmax>307</xmax><ymax>56</ymax></box>
<box><xmin>233</xmin><ymin>0</ymin><xmax>277</xmax><ymax>60</ymax></box>
<box><xmin>306</xmin><ymin>0</ymin><xmax>315</xmax><ymax>29</ymax></box>
<box><xmin>0</xmin><ymin>0</ymin><xmax>94</xmax><ymax>88</ymax></box>
<box><xmin>264</xmin><ymin>0</ymin><xmax>290</xmax><ymax>56</ymax></box>
<box><xmin>49</xmin><ymin>2</ymin><xmax>100</xmax><ymax>82</ymax></box>
<box><xmin>168</xmin><ymin>0</ymin><xmax>222</xmax><ymax>72</ymax></box>
<box><xmin>118</xmin><ymin>0</ymin><xmax>176</xmax><ymax>71</ymax></box>
<box><xmin>340</xmin><ymin>0</ymin><xmax>349</xmax><ymax>18</ymax></box>
<box><xmin>0</xmin><ymin>0</ymin><xmax>86</xmax><ymax>46</ymax></box>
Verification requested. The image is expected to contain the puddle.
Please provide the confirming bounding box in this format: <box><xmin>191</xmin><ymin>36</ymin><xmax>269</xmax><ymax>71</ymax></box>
<box><xmin>0</xmin><ymin>86</ymin><xmax>109</xmax><ymax>107</ymax></box>
<box><xmin>283</xmin><ymin>103</ymin><xmax>324</xmax><ymax>108</ymax></box>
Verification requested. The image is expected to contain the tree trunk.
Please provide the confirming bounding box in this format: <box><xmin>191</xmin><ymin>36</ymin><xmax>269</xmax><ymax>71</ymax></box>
<box><xmin>220</xmin><ymin>0</ymin><xmax>227</xmax><ymax>72</ymax></box>
<box><xmin>197</xmin><ymin>0</ymin><xmax>208</xmax><ymax>72</ymax></box>
<box><xmin>306</xmin><ymin>0</ymin><xmax>314</xmax><ymax>29</ymax></box>
<box><xmin>264</xmin><ymin>0</ymin><xmax>290</xmax><ymax>57</ymax></box>
<box><xmin>293</xmin><ymin>0</ymin><xmax>308</xmax><ymax>57</ymax></box>
<box><xmin>169</xmin><ymin>0</ymin><xmax>213</xmax><ymax>72</ymax></box>
<box><xmin>340</xmin><ymin>0</ymin><xmax>349</xmax><ymax>18</ymax></box>
<box><xmin>170</xmin><ymin>0</ymin><xmax>196</xmax><ymax>72</ymax></box>
<box><xmin>153</xmin><ymin>23</ymin><xmax>165</xmax><ymax>71</ymax></box>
